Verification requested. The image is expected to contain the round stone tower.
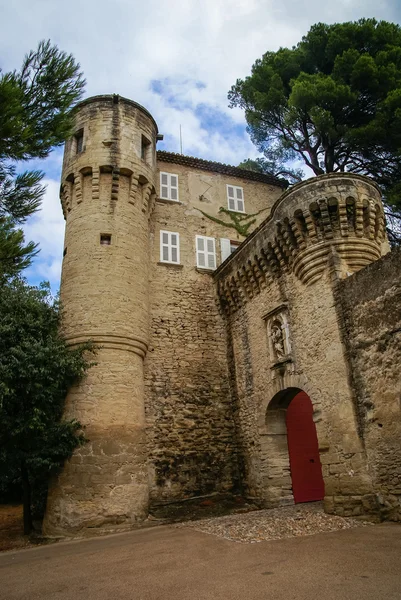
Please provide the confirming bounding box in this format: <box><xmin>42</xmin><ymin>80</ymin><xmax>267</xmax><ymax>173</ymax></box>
<box><xmin>43</xmin><ymin>95</ymin><xmax>158</xmax><ymax>535</ymax></box>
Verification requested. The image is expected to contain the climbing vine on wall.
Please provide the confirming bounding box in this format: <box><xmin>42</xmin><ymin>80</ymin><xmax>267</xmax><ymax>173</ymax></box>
<box><xmin>198</xmin><ymin>206</ymin><xmax>269</xmax><ymax>237</ymax></box>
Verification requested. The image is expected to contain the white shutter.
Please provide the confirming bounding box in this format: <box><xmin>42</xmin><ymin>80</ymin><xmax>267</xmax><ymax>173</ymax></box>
<box><xmin>170</xmin><ymin>174</ymin><xmax>178</xmax><ymax>200</ymax></box>
<box><xmin>236</xmin><ymin>187</ymin><xmax>244</xmax><ymax>212</ymax></box>
<box><xmin>160</xmin><ymin>172</ymin><xmax>179</xmax><ymax>201</ymax></box>
<box><xmin>196</xmin><ymin>236</ymin><xmax>206</xmax><ymax>267</ymax></box>
<box><xmin>227</xmin><ymin>185</ymin><xmax>236</xmax><ymax>210</ymax></box>
<box><xmin>160</xmin><ymin>230</ymin><xmax>180</xmax><ymax>264</ymax></box>
<box><xmin>160</xmin><ymin>173</ymin><xmax>169</xmax><ymax>199</ymax></box>
<box><xmin>170</xmin><ymin>233</ymin><xmax>179</xmax><ymax>263</ymax></box>
<box><xmin>220</xmin><ymin>238</ymin><xmax>231</xmax><ymax>263</ymax></box>
<box><xmin>196</xmin><ymin>236</ymin><xmax>216</xmax><ymax>270</ymax></box>
<box><xmin>207</xmin><ymin>238</ymin><xmax>216</xmax><ymax>269</ymax></box>
<box><xmin>161</xmin><ymin>231</ymin><xmax>169</xmax><ymax>261</ymax></box>
<box><xmin>226</xmin><ymin>184</ymin><xmax>245</xmax><ymax>212</ymax></box>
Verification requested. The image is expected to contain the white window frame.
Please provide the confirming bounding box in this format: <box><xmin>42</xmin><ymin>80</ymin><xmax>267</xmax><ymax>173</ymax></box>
<box><xmin>160</xmin><ymin>172</ymin><xmax>179</xmax><ymax>202</ymax></box>
<box><xmin>220</xmin><ymin>238</ymin><xmax>241</xmax><ymax>263</ymax></box>
<box><xmin>160</xmin><ymin>230</ymin><xmax>180</xmax><ymax>264</ymax></box>
<box><xmin>226</xmin><ymin>184</ymin><xmax>245</xmax><ymax>213</ymax></box>
<box><xmin>196</xmin><ymin>235</ymin><xmax>216</xmax><ymax>270</ymax></box>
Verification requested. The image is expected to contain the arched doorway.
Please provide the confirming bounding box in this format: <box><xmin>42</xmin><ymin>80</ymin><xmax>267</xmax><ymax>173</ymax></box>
<box><xmin>262</xmin><ymin>388</ymin><xmax>324</xmax><ymax>505</ymax></box>
<box><xmin>286</xmin><ymin>391</ymin><xmax>324</xmax><ymax>503</ymax></box>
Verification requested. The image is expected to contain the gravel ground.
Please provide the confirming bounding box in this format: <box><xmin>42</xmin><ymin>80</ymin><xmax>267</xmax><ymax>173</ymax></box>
<box><xmin>176</xmin><ymin>502</ymin><xmax>373</xmax><ymax>544</ymax></box>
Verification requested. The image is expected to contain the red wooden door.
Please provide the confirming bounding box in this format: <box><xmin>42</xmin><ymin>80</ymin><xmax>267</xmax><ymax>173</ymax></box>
<box><xmin>286</xmin><ymin>391</ymin><xmax>324</xmax><ymax>503</ymax></box>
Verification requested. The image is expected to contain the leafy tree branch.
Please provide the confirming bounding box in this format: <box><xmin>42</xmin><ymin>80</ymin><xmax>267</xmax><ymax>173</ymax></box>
<box><xmin>229</xmin><ymin>18</ymin><xmax>401</xmax><ymax>240</ymax></box>
<box><xmin>0</xmin><ymin>40</ymin><xmax>85</xmax><ymax>279</ymax></box>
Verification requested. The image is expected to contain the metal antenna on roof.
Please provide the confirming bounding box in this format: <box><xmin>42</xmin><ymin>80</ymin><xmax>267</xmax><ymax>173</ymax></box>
<box><xmin>179</xmin><ymin>125</ymin><xmax>183</xmax><ymax>155</ymax></box>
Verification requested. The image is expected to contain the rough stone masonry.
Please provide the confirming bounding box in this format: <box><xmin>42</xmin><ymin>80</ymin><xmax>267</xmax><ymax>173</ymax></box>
<box><xmin>42</xmin><ymin>95</ymin><xmax>400</xmax><ymax>536</ymax></box>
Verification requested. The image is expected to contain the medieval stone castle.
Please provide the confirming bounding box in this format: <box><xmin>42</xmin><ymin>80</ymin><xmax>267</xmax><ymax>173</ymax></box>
<box><xmin>43</xmin><ymin>95</ymin><xmax>401</xmax><ymax>535</ymax></box>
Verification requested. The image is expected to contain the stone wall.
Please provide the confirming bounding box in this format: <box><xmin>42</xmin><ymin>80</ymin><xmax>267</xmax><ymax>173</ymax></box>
<box><xmin>219</xmin><ymin>270</ymin><xmax>376</xmax><ymax>516</ymax></box>
<box><xmin>144</xmin><ymin>160</ymin><xmax>284</xmax><ymax>507</ymax></box>
<box><xmin>46</xmin><ymin>92</ymin><xmax>399</xmax><ymax>534</ymax></box>
<box><xmin>214</xmin><ymin>174</ymin><xmax>389</xmax><ymax>518</ymax></box>
<box><xmin>337</xmin><ymin>248</ymin><xmax>401</xmax><ymax>520</ymax></box>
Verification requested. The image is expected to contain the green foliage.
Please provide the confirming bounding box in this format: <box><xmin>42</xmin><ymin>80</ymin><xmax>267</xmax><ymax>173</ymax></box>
<box><xmin>0</xmin><ymin>219</ymin><xmax>39</xmax><ymax>281</ymax></box>
<box><xmin>0</xmin><ymin>40</ymin><xmax>85</xmax><ymax>280</ymax></box>
<box><xmin>229</xmin><ymin>18</ymin><xmax>401</xmax><ymax>213</ymax></box>
<box><xmin>238</xmin><ymin>148</ymin><xmax>303</xmax><ymax>185</ymax></box>
<box><xmin>0</xmin><ymin>40</ymin><xmax>85</xmax><ymax>161</ymax></box>
<box><xmin>0</xmin><ymin>278</ymin><xmax>95</xmax><ymax>529</ymax></box>
<box><xmin>199</xmin><ymin>206</ymin><xmax>268</xmax><ymax>237</ymax></box>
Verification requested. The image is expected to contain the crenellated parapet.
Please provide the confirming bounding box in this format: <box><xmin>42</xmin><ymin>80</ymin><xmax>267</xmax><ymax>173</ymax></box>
<box><xmin>60</xmin><ymin>165</ymin><xmax>157</xmax><ymax>219</ymax></box>
<box><xmin>59</xmin><ymin>95</ymin><xmax>158</xmax><ymax>219</ymax></box>
<box><xmin>215</xmin><ymin>173</ymin><xmax>388</xmax><ymax>314</ymax></box>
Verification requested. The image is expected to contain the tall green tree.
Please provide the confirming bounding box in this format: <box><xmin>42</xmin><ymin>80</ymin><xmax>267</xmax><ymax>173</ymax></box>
<box><xmin>0</xmin><ymin>279</ymin><xmax>94</xmax><ymax>534</ymax></box>
<box><xmin>238</xmin><ymin>148</ymin><xmax>303</xmax><ymax>185</ymax></box>
<box><xmin>229</xmin><ymin>19</ymin><xmax>401</xmax><ymax>214</ymax></box>
<box><xmin>0</xmin><ymin>40</ymin><xmax>85</xmax><ymax>281</ymax></box>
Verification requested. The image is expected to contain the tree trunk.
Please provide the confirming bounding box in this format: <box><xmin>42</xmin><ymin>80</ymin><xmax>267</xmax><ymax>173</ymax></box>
<box><xmin>21</xmin><ymin>459</ymin><xmax>33</xmax><ymax>535</ymax></box>
<box><xmin>324</xmin><ymin>145</ymin><xmax>335</xmax><ymax>173</ymax></box>
<box><xmin>306</xmin><ymin>147</ymin><xmax>324</xmax><ymax>176</ymax></box>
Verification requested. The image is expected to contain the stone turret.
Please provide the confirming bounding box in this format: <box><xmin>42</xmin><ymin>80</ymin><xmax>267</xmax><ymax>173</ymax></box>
<box><xmin>43</xmin><ymin>95</ymin><xmax>158</xmax><ymax>535</ymax></box>
<box><xmin>216</xmin><ymin>173</ymin><xmax>389</xmax><ymax>308</ymax></box>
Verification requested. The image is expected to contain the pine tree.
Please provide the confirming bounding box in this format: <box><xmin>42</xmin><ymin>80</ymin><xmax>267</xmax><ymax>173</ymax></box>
<box><xmin>0</xmin><ymin>40</ymin><xmax>85</xmax><ymax>281</ymax></box>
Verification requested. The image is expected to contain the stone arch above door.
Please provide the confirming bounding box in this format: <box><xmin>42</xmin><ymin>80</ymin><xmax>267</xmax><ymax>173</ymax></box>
<box><xmin>258</xmin><ymin>382</ymin><xmax>324</xmax><ymax>508</ymax></box>
<box><xmin>258</xmin><ymin>372</ymin><xmax>320</xmax><ymax>433</ymax></box>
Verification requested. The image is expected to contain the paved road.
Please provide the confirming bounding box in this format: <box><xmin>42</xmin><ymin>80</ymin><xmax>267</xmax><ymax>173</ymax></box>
<box><xmin>1</xmin><ymin>523</ymin><xmax>401</xmax><ymax>599</ymax></box>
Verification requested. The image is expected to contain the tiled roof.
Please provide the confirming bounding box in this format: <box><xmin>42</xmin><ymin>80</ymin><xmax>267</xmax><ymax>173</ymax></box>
<box><xmin>156</xmin><ymin>151</ymin><xmax>288</xmax><ymax>188</ymax></box>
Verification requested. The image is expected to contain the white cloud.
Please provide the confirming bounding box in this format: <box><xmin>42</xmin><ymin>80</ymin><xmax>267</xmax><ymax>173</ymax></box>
<box><xmin>1</xmin><ymin>0</ymin><xmax>399</xmax><ymax>289</ymax></box>
<box><xmin>2</xmin><ymin>0</ymin><xmax>396</xmax><ymax>160</ymax></box>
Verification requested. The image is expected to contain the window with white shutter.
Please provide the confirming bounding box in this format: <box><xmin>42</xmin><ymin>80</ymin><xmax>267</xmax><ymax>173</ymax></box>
<box><xmin>220</xmin><ymin>238</ymin><xmax>241</xmax><ymax>262</ymax></box>
<box><xmin>220</xmin><ymin>238</ymin><xmax>231</xmax><ymax>263</ymax></box>
<box><xmin>160</xmin><ymin>230</ymin><xmax>180</xmax><ymax>264</ymax></box>
<box><xmin>226</xmin><ymin>185</ymin><xmax>245</xmax><ymax>213</ymax></box>
<box><xmin>196</xmin><ymin>236</ymin><xmax>216</xmax><ymax>270</ymax></box>
<box><xmin>160</xmin><ymin>172</ymin><xmax>179</xmax><ymax>201</ymax></box>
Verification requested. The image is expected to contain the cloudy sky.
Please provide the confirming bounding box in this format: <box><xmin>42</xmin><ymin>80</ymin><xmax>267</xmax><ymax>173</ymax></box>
<box><xmin>1</xmin><ymin>0</ymin><xmax>400</xmax><ymax>291</ymax></box>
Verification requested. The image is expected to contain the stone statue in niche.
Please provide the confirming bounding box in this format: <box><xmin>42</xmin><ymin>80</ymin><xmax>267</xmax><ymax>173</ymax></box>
<box><xmin>271</xmin><ymin>320</ymin><xmax>286</xmax><ymax>360</ymax></box>
<box><xmin>264</xmin><ymin>306</ymin><xmax>292</xmax><ymax>368</ymax></box>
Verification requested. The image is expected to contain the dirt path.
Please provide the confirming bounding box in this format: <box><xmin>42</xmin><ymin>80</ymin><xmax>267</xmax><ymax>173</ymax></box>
<box><xmin>0</xmin><ymin>505</ymin><xmax>33</xmax><ymax>552</ymax></box>
<box><xmin>1</xmin><ymin>519</ymin><xmax>401</xmax><ymax>600</ymax></box>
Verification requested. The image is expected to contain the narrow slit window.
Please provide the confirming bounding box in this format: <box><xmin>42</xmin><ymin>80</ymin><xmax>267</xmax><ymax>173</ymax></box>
<box><xmin>226</xmin><ymin>184</ymin><xmax>245</xmax><ymax>213</ymax></box>
<box><xmin>160</xmin><ymin>230</ymin><xmax>180</xmax><ymax>264</ymax></box>
<box><xmin>75</xmin><ymin>130</ymin><xmax>84</xmax><ymax>154</ymax></box>
<box><xmin>100</xmin><ymin>234</ymin><xmax>112</xmax><ymax>246</ymax></box>
<box><xmin>141</xmin><ymin>135</ymin><xmax>152</xmax><ymax>164</ymax></box>
<box><xmin>196</xmin><ymin>235</ymin><xmax>216</xmax><ymax>270</ymax></box>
